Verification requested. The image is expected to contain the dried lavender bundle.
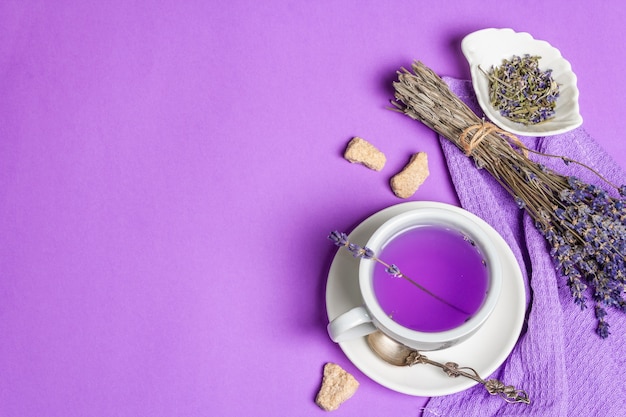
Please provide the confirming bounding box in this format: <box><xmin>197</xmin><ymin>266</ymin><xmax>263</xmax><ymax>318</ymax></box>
<box><xmin>391</xmin><ymin>61</ymin><xmax>626</xmax><ymax>338</ymax></box>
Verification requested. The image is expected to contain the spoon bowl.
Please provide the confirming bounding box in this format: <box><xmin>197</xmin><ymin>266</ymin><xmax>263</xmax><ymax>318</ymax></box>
<box><xmin>366</xmin><ymin>329</ymin><xmax>414</xmax><ymax>366</ymax></box>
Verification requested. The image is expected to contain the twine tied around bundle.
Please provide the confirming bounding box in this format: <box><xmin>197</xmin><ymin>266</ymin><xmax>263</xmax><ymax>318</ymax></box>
<box><xmin>458</xmin><ymin>120</ymin><xmax>529</xmax><ymax>158</ymax></box>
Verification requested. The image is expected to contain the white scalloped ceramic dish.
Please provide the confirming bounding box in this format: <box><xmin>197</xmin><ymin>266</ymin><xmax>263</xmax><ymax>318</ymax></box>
<box><xmin>462</xmin><ymin>28</ymin><xmax>582</xmax><ymax>137</ymax></box>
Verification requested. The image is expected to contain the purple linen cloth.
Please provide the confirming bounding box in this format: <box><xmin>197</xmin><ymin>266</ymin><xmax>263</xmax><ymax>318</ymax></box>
<box><xmin>424</xmin><ymin>78</ymin><xmax>626</xmax><ymax>416</ymax></box>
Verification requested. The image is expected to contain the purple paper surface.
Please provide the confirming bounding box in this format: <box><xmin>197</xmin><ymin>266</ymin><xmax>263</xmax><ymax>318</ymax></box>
<box><xmin>1</xmin><ymin>1</ymin><xmax>626</xmax><ymax>416</ymax></box>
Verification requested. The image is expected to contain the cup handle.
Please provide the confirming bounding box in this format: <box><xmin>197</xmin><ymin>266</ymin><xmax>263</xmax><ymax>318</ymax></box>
<box><xmin>327</xmin><ymin>306</ymin><xmax>377</xmax><ymax>343</ymax></box>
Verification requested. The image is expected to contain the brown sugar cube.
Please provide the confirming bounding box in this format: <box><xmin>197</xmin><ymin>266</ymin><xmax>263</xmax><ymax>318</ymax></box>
<box><xmin>390</xmin><ymin>152</ymin><xmax>430</xmax><ymax>198</ymax></box>
<box><xmin>343</xmin><ymin>137</ymin><xmax>386</xmax><ymax>171</ymax></box>
<box><xmin>315</xmin><ymin>363</ymin><xmax>359</xmax><ymax>411</ymax></box>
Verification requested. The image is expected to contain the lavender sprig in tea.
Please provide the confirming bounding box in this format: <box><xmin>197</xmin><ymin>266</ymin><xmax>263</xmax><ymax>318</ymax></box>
<box><xmin>328</xmin><ymin>230</ymin><xmax>471</xmax><ymax>317</ymax></box>
<box><xmin>391</xmin><ymin>61</ymin><xmax>626</xmax><ymax>338</ymax></box>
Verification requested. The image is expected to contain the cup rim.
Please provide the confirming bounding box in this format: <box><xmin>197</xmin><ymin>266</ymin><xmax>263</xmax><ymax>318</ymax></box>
<box><xmin>358</xmin><ymin>205</ymin><xmax>503</xmax><ymax>347</ymax></box>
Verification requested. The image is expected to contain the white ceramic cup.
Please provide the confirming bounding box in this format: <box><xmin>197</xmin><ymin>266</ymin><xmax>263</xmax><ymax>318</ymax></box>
<box><xmin>327</xmin><ymin>205</ymin><xmax>503</xmax><ymax>351</ymax></box>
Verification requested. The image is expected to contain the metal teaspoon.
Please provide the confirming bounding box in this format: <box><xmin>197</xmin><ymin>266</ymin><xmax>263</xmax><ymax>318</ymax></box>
<box><xmin>366</xmin><ymin>330</ymin><xmax>530</xmax><ymax>404</ymax></box>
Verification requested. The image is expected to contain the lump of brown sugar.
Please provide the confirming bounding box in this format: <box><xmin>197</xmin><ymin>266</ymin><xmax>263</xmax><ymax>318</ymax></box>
<box><xmin>390</xmin><ymin>152</ymin><xmax>430</xmax><ymax>198</ymax></box>
<box><xmin>315</xmin><ymin>363</ymin><xmax>359</xmax><ymax>411</ymax></box>
<box><xmin>343</xmin><ymin>137</ymin><xmax>386</xmax><ymax>171</ymax></box>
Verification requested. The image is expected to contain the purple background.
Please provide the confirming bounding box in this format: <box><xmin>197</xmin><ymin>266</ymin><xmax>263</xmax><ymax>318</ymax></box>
<box><xmin>1</xmin><ymin>1</ymin><xmax>625</xmax><ymax>416</ymax></box>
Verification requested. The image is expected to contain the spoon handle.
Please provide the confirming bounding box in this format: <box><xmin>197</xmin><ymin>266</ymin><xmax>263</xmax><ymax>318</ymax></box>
<box><xmin>405</xmin><ymin>351</ymin><xmax>530</xmax><ymax>404</ymax></box>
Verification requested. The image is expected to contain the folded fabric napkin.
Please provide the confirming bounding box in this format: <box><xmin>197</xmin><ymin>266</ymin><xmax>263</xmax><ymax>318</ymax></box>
<box><xmin>424</xmin><ymin>78</ymin><xmax>626</xmax><ymax>416</ymax></box>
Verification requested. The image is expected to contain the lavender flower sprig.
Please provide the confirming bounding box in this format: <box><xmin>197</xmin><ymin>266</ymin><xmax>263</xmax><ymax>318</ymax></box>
<box><xmin>328</xmin><ymin>231</ymin><xmax>469</xmax><ymax>315</ymax></box>
<box><xmin>392</xmin><ymin>61</ymin><xmax>626</xmax><ymax>338</ymax></box>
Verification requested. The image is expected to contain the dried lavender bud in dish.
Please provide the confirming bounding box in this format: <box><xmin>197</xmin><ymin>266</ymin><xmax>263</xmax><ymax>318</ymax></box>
<box><xmin>483</xmin><ymin>54</ymin><xmax>560</xmax><ymax>125</ymax></box>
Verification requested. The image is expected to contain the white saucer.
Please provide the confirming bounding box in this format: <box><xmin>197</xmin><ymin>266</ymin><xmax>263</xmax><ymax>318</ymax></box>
<box><xmin>325</xmin><ymin>201</ymin><xmax>526</xmax><ymax>397</ymax></box>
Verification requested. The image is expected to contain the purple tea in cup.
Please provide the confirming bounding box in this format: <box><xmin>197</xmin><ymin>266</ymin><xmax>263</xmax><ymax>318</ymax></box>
<box><xmin>372</xmin><ymin>225</ymin><xmax>488</xmax><ymax>333</ymax></box>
